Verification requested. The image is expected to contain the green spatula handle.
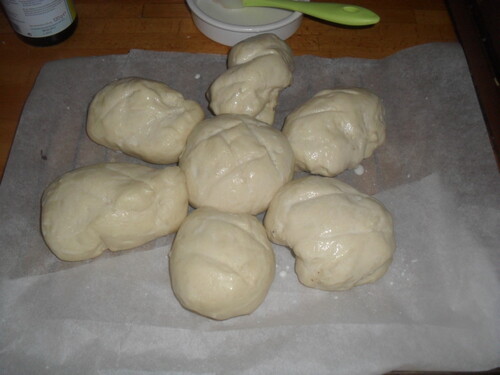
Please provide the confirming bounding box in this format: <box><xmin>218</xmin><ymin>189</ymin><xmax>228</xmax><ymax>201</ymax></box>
<box><xmin>243</xmin><ymin>0</ymin><xmax>380</xmax><ymax>26</ymax></box>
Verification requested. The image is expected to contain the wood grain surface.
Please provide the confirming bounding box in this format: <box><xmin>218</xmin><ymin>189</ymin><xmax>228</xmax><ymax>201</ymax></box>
<box><xmin>0</xmin><ymin>0</ymin><xmax>458</xmax><ymax>181</ymax></box>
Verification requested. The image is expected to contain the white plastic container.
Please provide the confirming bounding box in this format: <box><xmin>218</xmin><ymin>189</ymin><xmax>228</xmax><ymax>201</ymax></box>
<box><xmin>186</xmin><ymin>0</ymin><xmax>305</xmax><ymax>46</ymax></box>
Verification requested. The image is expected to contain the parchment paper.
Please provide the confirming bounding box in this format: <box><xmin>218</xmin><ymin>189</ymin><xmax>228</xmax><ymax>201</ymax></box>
<box><xmin>1</xmin><ymin>43</ymin><xmax>499</xmax><ymax>374</ymax></box>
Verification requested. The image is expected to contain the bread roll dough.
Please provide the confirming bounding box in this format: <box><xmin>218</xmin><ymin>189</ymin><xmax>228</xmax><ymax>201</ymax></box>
<box><xmin>179</xmin><ymin>114</ymin><xmax>295</xmax><ymax>215</ymax></box>
<box><xmin>207</xmin><ymin>34</ymin><xmax>294</xmax><ymax>125</ymax></box>
<box><xmin>227</xmin><ymin>33</ymin><xmax>294</xmax><ymax>70</ymax></box>
<box><xmin>87</xmin><ymin>77</ymin><xmax>204</xmax><ymax>164</ymax></box>
<box><xmin>41</xmin><ymin>163</ymin><xmax>188</xmax><ymax>261</ymax></box>
<box><xmin>264</xmin><ymin>176</ymin><xmax>395</xmax><ymax>291</ymax></box>
<box><xmin>169</xmin><ymin>207</ymin><xmax>275</xmax><ymax>320</ymax></box>
<box><xmin>283</xmin><ymin>88</ymin><xmax>386</xmax><ymax>176</ymax></box>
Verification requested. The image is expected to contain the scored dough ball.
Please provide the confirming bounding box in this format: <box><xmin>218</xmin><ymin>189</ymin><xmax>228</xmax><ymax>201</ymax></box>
<box><xmin>169</xmin><ymin>207</ymin><xmax>275</xmax><ymax>320</ymax></box>
<box><xmin>207</xmin><ymin>34</ymin><xmax>294</xmax><ymax>125</ymax></box>
<box><xmin>87</xmin><ymin>77</ymin><xmax>204</xmax><ymax>164</ymax></box>
<box><xmin>283</xmin><ymin>88</ymin><xmax>386</xmax><ymax>176</ymax></box>
<box><xmin>41</xmin><ymin>163</ymin><xmax>188</xmax><ymax>261</ymax></box>
<box><xmin>264</xmin><ymin>176</ymin><xmax>395</xmax><ymax>291</ymax></box>
<box><xmin>179</xmin><ymin>114</ymin><xmax>295</xmax><ymax>215</ymax></box>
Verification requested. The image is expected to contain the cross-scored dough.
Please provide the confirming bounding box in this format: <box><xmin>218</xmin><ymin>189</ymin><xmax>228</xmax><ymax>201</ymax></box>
<box><xmin>41</xmin><ymin>163</ymin><xmax>188</xmax><ymax>261</ymax></box>
<box><xmin>179</xmin><ymin>114</ymin><xmax>295</xmax><ymax>215</ymax></box>
<box><xmin>264</xmin><ymin>176</ymin><xmax>395</xmax><ymax>291</ymax></box>
<box><xmin>207</xmin><ymin>34</ymin><xmax>294</xmax><ymax>125</ymax></box>
<box><xmin>87</xmin><ymin>77</ymin><xmax>204</xmax><ymax>164</ymax></box>
<box><xmin>283</xmin><ymin>88</ymin><xmax>386</xmax><ymax>176</ymax></box>
<box><xmin>169</xmin><ymin>207</ymin><xmax>275</xmax><ymax>320</ymax></box>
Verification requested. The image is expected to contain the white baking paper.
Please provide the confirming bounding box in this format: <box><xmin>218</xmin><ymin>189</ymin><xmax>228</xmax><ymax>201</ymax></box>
<box><xmin>0</xmin><ymin>43</ymin><xmax>499</xmax><ymax>374</ymax></box>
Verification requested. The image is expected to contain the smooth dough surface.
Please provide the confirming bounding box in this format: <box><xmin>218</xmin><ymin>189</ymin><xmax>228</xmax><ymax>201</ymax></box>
<box><xmin>87</xmin><ymin>77</ymin><xmax>204</xmax><ymax>164</ymax></box>
<box><xmin>207</xmin><ymin>34</ymin><xmax>293</xmax><ymax>125</ymax></box>
<box><xmin>41</xmin><ymin>163</ymin><xmax>188</xmax><ymax>261</ymax></box>
<box><xmin>227</xmin><ymin>33</ymin><xmax>294</xmax><ymax>70</ymax></box>
<box><xmin>179</xmin><ymin>114</ymin><xmax>295</xmax><ymax>215</ymax></box>
<box><xmin>264</xmin><ymin>176</ymin><xmax>395</xmax><ymax>291</ymax></box>
<box><xmin>169</xmin><ymin>207</ymin><xmax>275</xmax><ymax>320</ymax></box>
<box><xmin>283</xmin><ymin>88</ymin><xmax>386</xmax><ymax>176</ymax></box>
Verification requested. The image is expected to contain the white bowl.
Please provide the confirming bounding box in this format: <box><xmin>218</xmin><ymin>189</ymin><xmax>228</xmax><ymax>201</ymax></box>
<box><xmin>186</xmin><ymin>0</ymin><xmax>304</xmax><ymax>46</ymax></box>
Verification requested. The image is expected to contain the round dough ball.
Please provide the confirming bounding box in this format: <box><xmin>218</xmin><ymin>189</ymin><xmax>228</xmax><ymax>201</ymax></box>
<box><xmin>228</xmin><ymin>33</ymin><xmax>294</xmax><ymax>71</ymax></box>
<box><xmin>207</xmin><ymin>34</ymin><xmax>293</xmax><ymax>125</ymax></box>
<box><xmin>179</xmin><ymin>114</ymin><xmax>295</xmax><ymax>215</ymax></box>
<box><xmin>282</xmin><ymin>88</ymin><xmax>386</xmax><ymax>176</ymax></box>
<box><xmin>169</xmin><ymin>207</ymin><xmax>275</xmax><ymax>320</ymax></box>
<box><xmin>87</xmin><ymin>77</ymin><xmax>204</xmax><ymax>164</ymax></box>
<box><xmin>41</xmin><ymin>163</ymin><xmax>188</xmax><ymax>261</ymax></box>
<box><xmin>264</xmin><ymin>176</ymin><xmax>395</xmax><ymax>291</ymax></box>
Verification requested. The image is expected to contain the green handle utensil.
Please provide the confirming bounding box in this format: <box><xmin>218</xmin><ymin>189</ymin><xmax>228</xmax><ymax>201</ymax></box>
<box><xmin>242</xmin><ymin>0</ymin><xmax>380</xmax><ymax>26</ymax></box>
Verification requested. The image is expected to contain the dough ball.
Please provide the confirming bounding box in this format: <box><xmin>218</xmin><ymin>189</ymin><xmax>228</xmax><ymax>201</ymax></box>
<box><xmin>228</xmin><ymin>33</ymin><xmax>294</xmax><ymax>70</ymax></box>
<box><xmin>264</xmin><ymin>176</ymin><xmax>395</xmax><ymax>291</ymax></box>
<box><xmin>87</xmin><ymin>77</ymin><xmax>204</xmax><ymax>164</ymax></box>
<box><xmin>207</xmin><ymin>35</ymin><xmax>293</xmax><ymax>125</ymax></box>
<box><xmin>41</xmin><ymin>163</ymin><xmax>188</xmax><ymax>261</ymax></box>
<box><xmin>169</xmin><ymin>207</ymin><xmax>275</xmax><ymax>320</ymax></box>
<box><xmin>179</xmin><ymin>114</ymin><xmax>295</xmax><ymax>215</ymax></box>
<box><xmin>282</xmin><ymin>88</ymin><xmax>386</xmax><ymax>176</ymax></box>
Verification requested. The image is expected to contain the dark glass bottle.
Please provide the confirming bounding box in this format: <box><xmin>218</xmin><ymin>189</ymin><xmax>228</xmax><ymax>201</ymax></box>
<box><xmin>1</xmin><ymin>0</ymin><xmax>78</xmax><ymax>47</ymax></box>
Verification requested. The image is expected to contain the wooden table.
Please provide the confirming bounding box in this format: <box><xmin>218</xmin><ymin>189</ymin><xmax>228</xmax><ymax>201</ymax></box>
<box><xmin>0</xmin><ymin>0</ymin><xmax>458</xmax><ymax>181</ymax></box>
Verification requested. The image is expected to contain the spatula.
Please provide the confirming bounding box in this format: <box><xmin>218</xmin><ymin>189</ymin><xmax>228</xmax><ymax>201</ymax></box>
<box><xmin>214</xmin><ymin>0</ymin><xmax>380</xmax><ymax>26</ymax></box>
